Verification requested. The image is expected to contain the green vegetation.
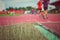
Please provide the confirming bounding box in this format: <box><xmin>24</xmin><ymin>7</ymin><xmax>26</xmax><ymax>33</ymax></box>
<box><xmin>0</xmin><ymin>13</ymin><xmax>22</xmax><ymax>17</ymax></box>
<box><xmin>0</xmin><ymin>23</ymin><xmax>46</xmax><ymax>40</ymax></box>
<box><xmin>6</xmin><ymin>6</ymin><xmax>37</xmax><ymax>11</ymax></box>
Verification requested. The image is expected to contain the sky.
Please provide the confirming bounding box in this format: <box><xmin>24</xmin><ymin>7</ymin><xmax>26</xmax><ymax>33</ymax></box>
<box><xmin>0</xmin><ymin>0</ymin><xmax>57</xmax><ymax>10</ymax></box>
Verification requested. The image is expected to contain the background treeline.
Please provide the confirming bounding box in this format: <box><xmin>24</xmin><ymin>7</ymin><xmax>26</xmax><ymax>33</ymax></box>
<box><xmin>6</xmin><ymin>6</ymin><xmax>37</xmax><ymax>11</ymax></box>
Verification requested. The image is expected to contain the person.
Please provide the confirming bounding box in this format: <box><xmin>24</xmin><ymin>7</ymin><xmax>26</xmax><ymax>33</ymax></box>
<box><xmin>43</xmin><ymin>0</ymin><xmax>50</xmax><ymax>19</ymax></box>
<box><xmin>31</xmin><ymin>8</ymin><xmax>37</xmax><ymax>14</ymax></box>
<box><xmin>31</xmin><ymin>8</ymin><xmax>35</xmax><ymax>14</ymax></box>
<box><xmin>37</xmin><ymin>0</ymin><xmax>43</xmax><ymax>14</ymax></box>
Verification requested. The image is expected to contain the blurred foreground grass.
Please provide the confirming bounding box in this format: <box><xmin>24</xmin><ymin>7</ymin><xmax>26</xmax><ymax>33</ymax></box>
<box><xmin>0</xmin><ymin>23</ymin><xmax>46</xmax><ymax>40</ymax></box>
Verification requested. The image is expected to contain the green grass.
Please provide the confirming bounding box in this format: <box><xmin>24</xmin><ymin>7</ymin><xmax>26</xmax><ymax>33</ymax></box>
<box><xmin>0</xmin><ymin>13</ymin><xmax>22</xmax><ymax>17</ymax></box>
<box><xmin>0</xmin><ymin>23</ymin><xmax>46</xmax><ymax>40</ymax></box>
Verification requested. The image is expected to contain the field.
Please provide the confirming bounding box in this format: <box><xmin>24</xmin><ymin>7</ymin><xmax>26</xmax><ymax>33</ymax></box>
<box><xmin>0</xmin><ymin>14</ymin><xmax>22</xmax><ymax>17</ymax></box>
<box><xmin>0</xmin><ymin>14</ymin><xmax>60</xmax><ymax>40</ymax></box>
<box><xmin>0</xmin><ymin>23</ymin><xmax>46</xmax><ymax>40</ymax></box>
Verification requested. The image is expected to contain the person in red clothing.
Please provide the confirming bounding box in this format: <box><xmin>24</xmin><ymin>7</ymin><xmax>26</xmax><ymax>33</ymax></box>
<box><xmin>37</xmin><ymin>0</ymin><xmax>42</xmax><ymax>14</ymax></box>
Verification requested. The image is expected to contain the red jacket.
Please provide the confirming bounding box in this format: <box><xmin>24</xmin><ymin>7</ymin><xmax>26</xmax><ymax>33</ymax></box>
<box><xmin>37</xmin><ymin>1</ymin><xmax>42</xmax><ymax>9</ymax></box>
